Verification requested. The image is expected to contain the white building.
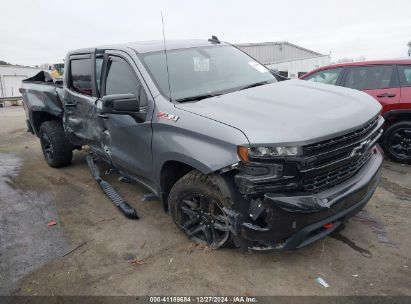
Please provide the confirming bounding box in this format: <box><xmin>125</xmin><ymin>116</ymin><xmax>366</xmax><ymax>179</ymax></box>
<box><xmin>0</xmin><ymin>65</ymin><xmax>43</xmax><ymax>98</ymax></box>
<box><xmin>235</xmin><ymin>41</ymin><xmax>330</xmax><ymax>79</ymax></box>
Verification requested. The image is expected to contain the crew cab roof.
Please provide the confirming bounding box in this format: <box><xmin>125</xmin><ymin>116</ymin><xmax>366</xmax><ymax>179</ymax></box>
<box><xmin>69</xmin><ymin>39</ymin><xmax>227</xmax><ymax>55</ymax></box>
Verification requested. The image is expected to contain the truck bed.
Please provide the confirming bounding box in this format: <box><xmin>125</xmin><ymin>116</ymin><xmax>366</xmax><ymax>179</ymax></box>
<box><xmin>19</xmin><ymin>71</ymin><xmax>65</xmax><ymax>135</ymax></box>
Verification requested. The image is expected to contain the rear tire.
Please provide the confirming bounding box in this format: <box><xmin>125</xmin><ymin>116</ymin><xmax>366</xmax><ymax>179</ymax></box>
<box><xmin>169</xmin><ymin>170</ymin><xmax>234</xmax><ymax>249</ymax></box>
<box><xmin>382</xmin><ymin>121</ymin><xmax>411</xmax><ymax>164</ymax></box>
<box><xmin>39</xmin><ymin>120</ymin><xmax>73</xmax><ymax>168</ymax></box>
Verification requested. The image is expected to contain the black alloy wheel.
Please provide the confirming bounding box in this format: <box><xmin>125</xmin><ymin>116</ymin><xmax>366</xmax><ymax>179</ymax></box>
<box><xmin>41</xmin><ymin>131</ymin><xmax>54</xmax><ymax>163</ymax></box>
<box><xmin>383</xmin><ymin>121</ymin><xmax>411</xmax><ymax>164</ymax></box>
<box><xmin>39</xmin><ymin>120</ymin><xmax>73</xmax><ymax>168</ymax></box>
<box><xmin>388</xmin><ymin>128</ymin><xmax>411</xmax><ymax>158</ymax></box>
<box><xmin>175</xmin><ymin>193</ymin><xmax>230</xmax><ymax>249</ymax></box>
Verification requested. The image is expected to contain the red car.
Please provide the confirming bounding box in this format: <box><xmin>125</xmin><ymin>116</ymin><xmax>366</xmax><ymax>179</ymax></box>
<box><xmin>301</xmin><ymin>60</ymin><xmax>411</xmax><ymax>163</ymax></box>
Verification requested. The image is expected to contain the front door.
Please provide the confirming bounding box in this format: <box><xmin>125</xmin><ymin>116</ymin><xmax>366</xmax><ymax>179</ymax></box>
<box><xmin>97</xmin><ymin>52</ymin><xmax>153</xmax><ymax>185</ymax></box>
<box><xmin>343</xmin><ymin>65</ymin><xmax>401</xmax><ymax>113</ymax></box>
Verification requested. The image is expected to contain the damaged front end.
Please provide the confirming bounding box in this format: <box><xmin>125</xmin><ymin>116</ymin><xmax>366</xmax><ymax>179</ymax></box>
<box><xmin>229</xmin><ymin>116</ymin><xmax>384</xmax><ymax>252</ymax></box>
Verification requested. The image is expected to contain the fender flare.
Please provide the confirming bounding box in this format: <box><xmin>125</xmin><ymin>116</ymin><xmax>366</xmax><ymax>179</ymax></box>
<box><xmin>383</xmin><ymin>109</ymin><xmax>411</xmax><ymax>121</ymax></box>
<box><xmin>155</xmin><ymin>152</ymin><xmax>240</xmax><ymax>211</ymax></box>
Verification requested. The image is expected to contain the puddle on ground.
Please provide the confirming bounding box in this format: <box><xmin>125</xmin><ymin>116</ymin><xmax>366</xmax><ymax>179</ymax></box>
<box><xmin>330</xmin><ymin>232</ymin><xmax>372</xmax><ymax>257</ymax></box>
<box><xmin>353</xmin><ymin>210</ymin><xmax>393</xmax><ymax>246</ymax></box>
<box><xmin>379</xmin><ymin>177</ymin><xmax>411</xmax><ymax>201</ymax></box>
<box><xmin>330</xmin><ymin>208</ymin><xmax>394</xmax><ymax>255</ymax></box>
<box><xmin>382</xmin><ymin>162</ymin><xmax>410</xmax><ymax>175</ymax></box>
<box><xmin>0</xmin><ymin>153</ymin><xmax>69</xmax><ymax>295</ymax></box>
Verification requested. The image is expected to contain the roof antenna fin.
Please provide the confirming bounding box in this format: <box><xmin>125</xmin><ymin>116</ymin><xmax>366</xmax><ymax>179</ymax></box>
<box><xmin>161</xmin><ymin>11</ymin><xmax>172</xmax><ymax>102</ymax></box>
<box><xmin>208</xmin><ymin>35</ymin><xmax>220</xmax><ymax>44</ymax></box>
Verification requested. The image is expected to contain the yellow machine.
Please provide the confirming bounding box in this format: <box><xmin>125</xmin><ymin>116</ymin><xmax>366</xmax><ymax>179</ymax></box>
<box><xmin>50</xmin><ymin>63</ymin><xmax>64</xmax><ymax>79</ymax></box>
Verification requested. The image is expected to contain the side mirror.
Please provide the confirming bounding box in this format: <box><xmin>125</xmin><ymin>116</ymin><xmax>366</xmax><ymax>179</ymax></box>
<box><xmin>270</xmin><ymin>69</ymin><xmax>289</xmax><ymax>81</ymax></box>
<box><xmin>101</xmin><ymin>94</ymin><xmax>139</xmax><ymax>114</ymax></box>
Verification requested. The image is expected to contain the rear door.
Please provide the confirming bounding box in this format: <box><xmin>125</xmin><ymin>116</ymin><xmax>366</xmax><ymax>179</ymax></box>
<box><xmin>342</xmin><ymin>65</ymin><xmax>400</xmax><ymax>112</ymax></box>
<box><xmin>397</xmin><ymin>64</ymin><xmax>411</xmax><ymax>110</ymax></box>
<box><xmin>64</xmin><ymin>53</ymin><xmax>103</xmax><ymax>151</ymax></box>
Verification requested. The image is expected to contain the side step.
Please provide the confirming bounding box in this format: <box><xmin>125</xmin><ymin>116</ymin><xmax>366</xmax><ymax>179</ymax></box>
<box><xmin>86</xmin><ymin>154</ymin><xmax>139</xmax><ymax>220</ymax></box>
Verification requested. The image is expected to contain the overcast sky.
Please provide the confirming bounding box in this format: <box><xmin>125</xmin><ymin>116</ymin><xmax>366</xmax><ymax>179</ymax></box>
<box><xmin>1</xmin><ymin>0</ymin><xmax>410</xmax><ymax>66</ymax></box>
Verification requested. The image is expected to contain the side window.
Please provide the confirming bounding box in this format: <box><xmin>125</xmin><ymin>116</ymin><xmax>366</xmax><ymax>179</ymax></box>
<box><xmin>105</xmin><ymin>57</ymin><xmax>147</xmax><ymax>107</ymax></box>
<box><xmin>95</xmin><ymin>57</ymin><xmax>104</xmax><ymax>95</ymax></box>
<box><xmin>304</xmin><ymin>68</ymin><xmax>342</xmax><ymax>85</ymax></box>
<box><xmin>398</xmin><ymin>65</ymin><xmax>411</xmax><ymax>87</ymax></box>
<box><xmin>345</xmin><ymin>65</ymin><xmax>393</xmax><ymax>90</ymax></box>
<box><xmin>70</xmin><ymin>58</ymin><xmax>93</xmax><ymax>96</ymax></box>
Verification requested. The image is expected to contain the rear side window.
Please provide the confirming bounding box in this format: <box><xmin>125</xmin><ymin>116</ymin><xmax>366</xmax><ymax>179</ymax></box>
<box><xmin>345</xmin><ymin>65</ymin><xmax>393</xmax><ymax>90</ymax></box>
<box><xmin>304</xmin><ymin>68</ymin><xmax>342</xmax><ymax>85</ymax></box>
<box><xmin>398</xmin><ymin>65</ymin><xmax>411</xmax><ymax>87</ymax></box>
<box><xmin>70</xmin><ymin>58</ymin><xmax>93</xmax><ymax>96</ymax></box>
<box><xmin>105</xmin><ymin>57</ymin><xmax>147</xmax><ymax>107</ymax></box>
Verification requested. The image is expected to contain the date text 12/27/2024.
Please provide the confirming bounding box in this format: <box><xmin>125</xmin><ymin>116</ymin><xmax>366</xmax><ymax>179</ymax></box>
<box><xmin>149</xmin><ymin>297</ymin><xmax>258</xmax><ymax>303</ymax></box>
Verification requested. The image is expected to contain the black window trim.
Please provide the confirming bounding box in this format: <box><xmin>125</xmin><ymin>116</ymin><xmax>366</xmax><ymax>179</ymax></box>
<box><xmin>68</xmin><ymin>52</ymin><xmax>98</xmax><ymax>97</ymax></box>
<box><xmin>94</xmin><ymin>52</ymin><xmax>105</xmax><ymax>98</ymax></box>
<box><xmin>101</xmin><ymin>53</ymin><xmax>148</xmax><ymax>111</ymax></box>
<box><xmin>341</xmin><ymin>64</ymin><xmax>399</xmax><ymax>90</ymax></box>
<box><xmin>337</xmin><ymin>67</ymin><xmax>348</xmax><ymax>86</ymax></box>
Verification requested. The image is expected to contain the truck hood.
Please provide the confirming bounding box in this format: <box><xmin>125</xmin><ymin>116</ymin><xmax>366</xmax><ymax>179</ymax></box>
<box><xmin>175</xmin><ymin>80</ymin><xmax>382</xmax><ymax>145</ymax></box>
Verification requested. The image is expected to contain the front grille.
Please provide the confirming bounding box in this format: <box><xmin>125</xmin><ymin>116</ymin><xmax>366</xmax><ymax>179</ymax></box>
<box><xmin>300</xmin><ymin>115</ymin><xmax>382</xmax><ymax>193</ymax></box>
<box><xmin>303</xmin><ymin>152</ymin><xmax>372</xmax><ymax>193</ymax></box>
<box><xmin>304</xmin><ymin>115</ymin><xmax>379</xmax><ymax>157</ymax></box>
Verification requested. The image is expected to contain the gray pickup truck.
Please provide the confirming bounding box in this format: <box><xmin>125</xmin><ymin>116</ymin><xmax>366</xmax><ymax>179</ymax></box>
<box><xmin>20</xmin><ymin>38</ymin><xmax>384</xmax><ymax>252</ymax></box>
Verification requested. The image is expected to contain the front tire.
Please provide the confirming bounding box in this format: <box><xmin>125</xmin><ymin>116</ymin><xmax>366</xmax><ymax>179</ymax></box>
<box><xmin>382</xmin><ymin>121</ymin><xmax>411</xmax><ymax>164</ymax></box>
<box><xmin>169</xmin><ymin>170</ymin><xmax>233</xmax><ymax>249</ymax></box>
<box><xmin>39</xmin><ymin>120</ymin><xmax>73</xmax><ymax>168</ymax></box>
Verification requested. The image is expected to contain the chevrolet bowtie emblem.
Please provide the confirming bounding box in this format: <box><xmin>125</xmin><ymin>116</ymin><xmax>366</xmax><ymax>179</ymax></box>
<box><xmin>350</xmin><ymin>139</ymin><xmax>371</xmax><ymax>157</ymax></box>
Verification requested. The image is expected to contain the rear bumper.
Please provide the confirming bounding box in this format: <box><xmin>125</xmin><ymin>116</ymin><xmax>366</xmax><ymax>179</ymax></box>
<box><xmin>239</xmin><ymin>146</ymin><xmax>383</xmax><ymax>252</ymax></box>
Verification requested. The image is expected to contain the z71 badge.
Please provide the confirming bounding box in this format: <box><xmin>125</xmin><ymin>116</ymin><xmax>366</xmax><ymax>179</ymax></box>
<box><xmin>158</xmin><ymin>111</ymin><xmax>179</xmax><ymax>122</ymax></box>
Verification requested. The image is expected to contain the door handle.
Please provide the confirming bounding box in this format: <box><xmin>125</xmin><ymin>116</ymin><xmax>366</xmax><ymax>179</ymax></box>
<box><xmin>376</xmin><ymin>93</ymin><xmax>396</xmax><ymax>98</ymax></box>
<box><xmin>98</xmin><ymin>114</ymin><xmax>109</xmax><ymax>119</ymax></box>
<box><xmin>65</xmin><ymin>103</ymin><xmax>77</xmax><ymax>107</ymax></box>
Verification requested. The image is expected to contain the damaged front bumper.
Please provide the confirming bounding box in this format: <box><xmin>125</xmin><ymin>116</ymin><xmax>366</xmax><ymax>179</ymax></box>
<box><xmin>236</xmin><ymin>146</ymin><xmax>383</xmax><ymax>252</ymax></box>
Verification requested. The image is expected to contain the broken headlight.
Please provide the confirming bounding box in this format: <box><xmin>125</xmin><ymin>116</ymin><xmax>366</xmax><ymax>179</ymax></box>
<box><xmin>238</xmin><ymin>146</ymin><xmax>299</xmax><ymax>162</ymax></box>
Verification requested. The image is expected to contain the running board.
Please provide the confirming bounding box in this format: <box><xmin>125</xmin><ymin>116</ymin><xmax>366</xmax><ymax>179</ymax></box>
<box><xmin>86</xmin><ymin>154</ymin><xmax>139</xmax><ymax>220</ymax></box>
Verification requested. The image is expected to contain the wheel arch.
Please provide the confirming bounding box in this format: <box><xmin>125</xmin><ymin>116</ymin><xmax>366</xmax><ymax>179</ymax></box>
<box><xmin>383</xmin><ymin>109</ymin><xmax>411</xmax><ymax>127</ymax></box>
<box><xmin>158</xmin><ymin>154</ymin><xmax>242</xmax><ymax>211</ymax></box>
<box><xmin>31</xmin><ymin>111</ymin><xmax>61</xmax><ymax>137</ymax></box>
<box><xmin>159</xmin><ymin>158</ymin><xmax>212</xmax><ymax>211</ymax></box>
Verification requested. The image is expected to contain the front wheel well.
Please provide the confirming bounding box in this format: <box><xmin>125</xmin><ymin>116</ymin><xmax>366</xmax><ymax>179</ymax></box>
<box><xmin>160</xmin><ymin>161</ymin><xmax>197</xmax><ymax>211</ymax></box>
<box><xmin>383</xmin><ymin>111</ymin><xmax>411</xmax><ymax>127</ymax></box>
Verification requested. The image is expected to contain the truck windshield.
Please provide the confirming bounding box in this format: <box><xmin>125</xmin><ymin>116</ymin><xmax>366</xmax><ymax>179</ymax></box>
<box><xmin>139</xmin><ymin>45</ymin><xmax>276</xmax><ymax>101</ymax></box>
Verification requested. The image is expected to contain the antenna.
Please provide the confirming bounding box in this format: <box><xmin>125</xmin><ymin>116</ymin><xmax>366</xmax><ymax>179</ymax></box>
<box><xmin>161</xmin><ymin>11</ymin><xmax>172</xmax><ymax>102</ymax></box>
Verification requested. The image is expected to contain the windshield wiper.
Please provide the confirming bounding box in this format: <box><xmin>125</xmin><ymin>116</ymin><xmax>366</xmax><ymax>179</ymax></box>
<box><xmin>175</xmin><ymin>93</ymin><xmax>218</xmax><ymax>103</ymax></box>
<box><xmin>239</xmin><ymin>80</ymin><xmax>272</xmax><ymax>91</ymax></box>
<box><xmin>175</xmin><ymin>81</ymin><xmax>273</xmax><ymax>102</ymax></box>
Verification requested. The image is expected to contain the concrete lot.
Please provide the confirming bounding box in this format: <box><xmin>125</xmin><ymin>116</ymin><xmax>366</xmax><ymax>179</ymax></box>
<box><xmin>0</xmin><ymin>106</ymin><xmax>410</xmax><ymax>296</ymax></box>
